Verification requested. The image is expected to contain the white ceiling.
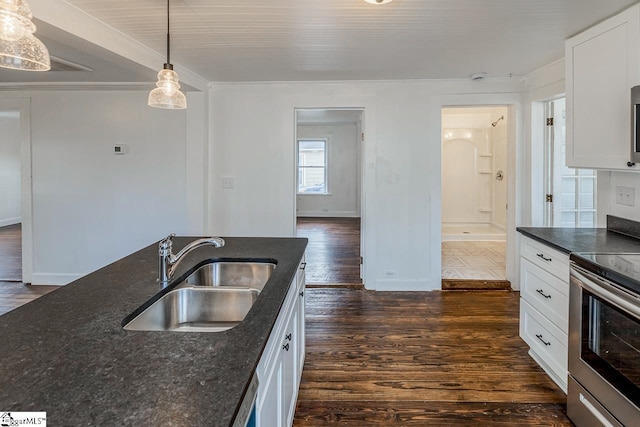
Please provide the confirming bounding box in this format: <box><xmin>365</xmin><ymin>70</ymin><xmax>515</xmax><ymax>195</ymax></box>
<box><xmin>5</xmin><ymin>0</ymin><xmax>640</xmax><ymax>84</ymax></box>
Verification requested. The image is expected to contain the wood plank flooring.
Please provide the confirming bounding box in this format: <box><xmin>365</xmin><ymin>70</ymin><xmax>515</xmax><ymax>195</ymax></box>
<box><xmin>296</xmin><ymin>217</ymin><xmax>362</xmax><ymax>285</ymax></box>
<box><xmin>293</xmin><ymin>289</ymin><xmax>571</xmax><ymax>426</ymax></box>
<box><xmin>0</xmin><ymin>223</ymin><xmax>21</xmax><ymax>281</ymax></box>
<box><xmin>0</xmin><ymin>282</ymin><xmax>58</xmax><ymax>316</ymax></box>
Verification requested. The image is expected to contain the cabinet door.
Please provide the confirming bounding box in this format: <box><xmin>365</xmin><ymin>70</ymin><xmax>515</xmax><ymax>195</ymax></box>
<box><xmin>256</xmin><ymin>356</ymin><xmax>282</xmax><ymax>427</ymax></box>
<box><xmin>566</xmin><ymin>4</ymin><xmax>640</xmax><ymax>170</ymax></box>
<box><xmin>296</xmin><ymin>261</ymin><xmax>306</xmax><ymax>380</ymax></box>
<box><xmin>281</xmin><ymin>303</ymin><xmax>298</xmax><ymax>427</ymax></box>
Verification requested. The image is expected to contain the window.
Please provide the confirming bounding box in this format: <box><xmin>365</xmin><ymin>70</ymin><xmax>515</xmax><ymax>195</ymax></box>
<box><xmin>297</xmin><ymin>139</ymin><xmax>328</xmax><ymax>194</ymax></box>
<box><xmin>544</xmin><ymin>98</ymin><xmax>597</xmax><ymax>227</ymax></box>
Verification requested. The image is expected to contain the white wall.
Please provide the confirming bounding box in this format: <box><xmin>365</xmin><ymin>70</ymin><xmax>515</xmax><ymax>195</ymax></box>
<box><xmin>296</xmin><ymin>124</ymin><xmax>360</xmax><ymax>217</ymax></box>
<box><xmin>0</xmin><ymin>114</ymin><xmax>21</xmax><ymax>226</ymax></box>
<box><xmin>599</xmin><ymin>171</ymin><xmax>640</xmax><ymax>223</ymax></box>
<box><xmin>1</xmin><ymin>91</ymin><xmax>194</xmax><ymax>285</ymax></box>
<box><xmin>208</xmin><ymin>79</ymin><xmax>523</xmax><ymax>291</ymax></box>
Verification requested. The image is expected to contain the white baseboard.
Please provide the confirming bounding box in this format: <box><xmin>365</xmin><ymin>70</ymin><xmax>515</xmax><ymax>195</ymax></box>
<box><xmin>368</xmin><ymin>278</ymin><xmax>440</xmax><ymax>291</ymax></box>
<box><xmin>31</xmin><ymin>273</ymin><xmax>83</xmax><ymax>286</ymax></box>
<box><xmin>0</xmin><ymin>217</ymin><xmax>21</xmax><ymax>227</ymax></box>
<box><xmin>297</xmin><ymin>211</ymin><xmax>360</xmax><ymax>218</ymax></box>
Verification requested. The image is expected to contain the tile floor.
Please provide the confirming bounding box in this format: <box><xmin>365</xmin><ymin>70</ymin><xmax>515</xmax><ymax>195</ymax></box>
<box><xmin>442</xmin><ymin>240</ymin><xmax>506</xmax><ymax>280</ymax></box>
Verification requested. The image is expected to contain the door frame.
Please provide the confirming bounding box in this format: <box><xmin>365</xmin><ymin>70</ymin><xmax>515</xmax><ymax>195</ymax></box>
<box><xmin>293</xmin><ymin>107</ymin><xmax>366</xmax><ymax>282</ymax></box>
<box><xmin>0</xmin><ymin>98</ymin><xmax>33</xmax><ymax>284</ymax></box>
<box><xmin>435</xmin><ymin>93</ymin><xmax>521</xmax><ymax>288</ymax></box>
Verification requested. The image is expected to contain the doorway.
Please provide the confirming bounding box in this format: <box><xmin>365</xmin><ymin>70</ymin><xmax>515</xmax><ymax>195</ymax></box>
<box><xmin>542</xmin><ymin>98</ymin><xmax>597</xmax><ymax>227</ymax></box>
<box><xmin>441</xmin><ymin>106</ymin><xmax>508</xmax><ymax>283</ymax></box>
<box><xmin>0</xmin><ymin>109</ymin><xmax>22</xmax><ymax>282</ymax></box>
<box><xmin>294</xmin><ymin>109</ymin><xmax>364</xmax><ymax>287</ymax></box>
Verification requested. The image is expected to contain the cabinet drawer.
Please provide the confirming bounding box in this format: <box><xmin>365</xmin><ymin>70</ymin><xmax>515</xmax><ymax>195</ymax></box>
<box><xmin>520</xmin><ymin>236</ymin><xmax>569</xmax><ymax>281</ymax></box>
<box><xmin>520</xmin><ymin>299</ymin><xmax>568</xmax><ymax>389</ymax></box>
<box><xmin>520</xmin><ymin>258</ymin><xmax>569</xmax><ymax>332</ymax></box>
<box><xmin>257</xmin><ymin>280</ymin><xmax>297</xmax><ymax>380</ymax></box>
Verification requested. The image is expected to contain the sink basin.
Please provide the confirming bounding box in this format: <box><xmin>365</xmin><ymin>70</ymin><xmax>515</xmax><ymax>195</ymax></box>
<box><xmin>181</xmin><ymin>261</ymin><xmax>276</xmax><ymax>291</ymax></box>
<box><xmin>124</xmin><ymin>287</ymin><xmax>260</xmax><ymax>332</ymax></box>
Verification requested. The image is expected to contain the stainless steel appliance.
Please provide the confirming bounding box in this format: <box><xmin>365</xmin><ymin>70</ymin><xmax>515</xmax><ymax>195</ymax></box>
<box><xmin>569</xmin><ymin>253</ymin><xmax>640</xmax><ymax>426</ymax></box>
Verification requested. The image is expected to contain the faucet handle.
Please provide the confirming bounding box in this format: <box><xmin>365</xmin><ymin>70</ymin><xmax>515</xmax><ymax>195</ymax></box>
<box><xmin>159</xmin><ymin>233</ymin><xmax>176</xmax><ymax>252</ymax></box>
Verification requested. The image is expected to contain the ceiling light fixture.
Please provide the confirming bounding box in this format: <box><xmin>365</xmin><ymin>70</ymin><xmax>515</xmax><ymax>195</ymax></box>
<box><xmin>0</xmin><ymin>0</ymin><xmax>50</xmax><ymax>71</ymax></box>
<box><xmin>364</xmin><ymin>0</ymin><xmax>393</xmax><ymax>4</ymax></box>
<box><xmin>148</xmin><ymin>0</ymin><xmax>186</xmax><ymax>110</ymax></box>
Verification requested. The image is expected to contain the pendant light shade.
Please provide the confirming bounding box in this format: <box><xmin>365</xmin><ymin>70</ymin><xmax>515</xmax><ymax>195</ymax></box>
<box><xmin>148</xmin><ymin>0</ymin><xmax>186</xmax><ymax>110</ymax></box>
<box><xmin>0</xmin><ymin>0</ymin><xmax>50</xmax><ymax>71</ymax></box>
<box><xmin>364</xmin><ymin>0</ymin><xmax>393</xmax><ymax>4</ymax></box>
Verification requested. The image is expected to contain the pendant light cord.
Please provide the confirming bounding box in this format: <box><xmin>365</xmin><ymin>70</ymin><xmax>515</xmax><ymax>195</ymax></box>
<box><xmin>166</xmin><ymin>0</ymin><xmax>171</xmax><ymax>64</ymax></box>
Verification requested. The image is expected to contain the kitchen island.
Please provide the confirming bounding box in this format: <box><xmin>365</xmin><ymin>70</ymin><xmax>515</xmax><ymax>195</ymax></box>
<box><xmin>0</xmin><ymin>236</ymin><xmax>307</xmax><ymax>427</ymax></box>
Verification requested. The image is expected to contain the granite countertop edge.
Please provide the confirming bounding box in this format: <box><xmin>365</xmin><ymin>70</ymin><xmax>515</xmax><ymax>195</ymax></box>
<box><xmin>0</xmin><ymin>236</ymin><xmax>308</xmax><ymax>427</ymax></box>
<box><xmin>516</xmin><ymin>227</ymin><xmax>640</xmax><ymax>254</ymax></box>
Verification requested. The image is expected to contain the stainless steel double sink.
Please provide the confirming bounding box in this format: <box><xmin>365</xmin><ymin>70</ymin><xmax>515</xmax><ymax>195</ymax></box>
<box><xmin>124</xmin><ymin>261</ymin><xmax>276</xmax><ymax>332</ymax></box>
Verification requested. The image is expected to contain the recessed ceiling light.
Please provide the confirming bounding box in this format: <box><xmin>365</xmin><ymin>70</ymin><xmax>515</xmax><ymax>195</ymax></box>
<box><xmin>364</xmin><ymin>0</ymin><xmax>393</xmax><ymax>4</ymax></box>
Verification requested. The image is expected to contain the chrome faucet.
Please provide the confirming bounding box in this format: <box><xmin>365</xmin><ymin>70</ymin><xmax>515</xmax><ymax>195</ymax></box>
<box><xmin>158</xmin><ymin>234</ymin><xmax>225</xmax><ymax>287</ymax></box>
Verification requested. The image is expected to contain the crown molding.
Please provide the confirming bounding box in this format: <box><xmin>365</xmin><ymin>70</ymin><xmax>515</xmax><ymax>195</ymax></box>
<box><xmin>0</xmin><ymin>82</ymin><xmax>156</xmax><ymax>92</ymax></box>
<box><xmin>28</xmin><ymin>0</ymin><xmax>208</xmax><ymax>91</ymax></box>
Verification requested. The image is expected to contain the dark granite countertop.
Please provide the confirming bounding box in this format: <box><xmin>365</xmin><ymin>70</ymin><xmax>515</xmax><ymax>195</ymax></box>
<box><xmin>516</xmin><ymin>227</ymin><xmax>640</xmax><ymax>254</ymax></box>
<box><xmin>0</xmin><ymin>237</ymin><xmax>307</xmax><ymax>427</ymax></box>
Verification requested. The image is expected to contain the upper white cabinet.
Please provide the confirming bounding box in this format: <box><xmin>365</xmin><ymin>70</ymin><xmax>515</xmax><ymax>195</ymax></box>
<box><xmin>566</xmin><ymin>4</ymin><xmax>640</xmax><ymax>170</ymax></box>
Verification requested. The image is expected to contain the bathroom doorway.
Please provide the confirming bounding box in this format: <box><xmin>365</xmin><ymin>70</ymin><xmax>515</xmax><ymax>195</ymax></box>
<box><xmin>441</xmin><ymin>106</ymin><xmax>508</xmax><ymax>283</ymax></box>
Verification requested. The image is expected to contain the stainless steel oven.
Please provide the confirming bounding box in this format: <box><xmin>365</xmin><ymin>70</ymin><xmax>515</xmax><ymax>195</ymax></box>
<box><xmin>569</xmin><ymin>255</ymin><xmax>640</xmax><ymax>427</ymax></box>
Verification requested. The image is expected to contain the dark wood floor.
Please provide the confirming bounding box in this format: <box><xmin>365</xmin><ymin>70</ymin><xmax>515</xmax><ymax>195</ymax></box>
<box><xmin>0</xmin><ymin>282</ymin><xmax>57</xmax><ymax>316</ymax></box>
<box><xmin>0</xmin><ymin>223</ymin><xmax>21</xmax><ymax>281</ymax></box>
<box><xmin>296</xmin><ymin>217</ymin><xmax>362</xmax><ymax>285</ymax></box>
<box><xmin>293</xmin><ymin>289</ymin><xmax>571</xmax><ymax>426</ymax></box>
<box><xmin>0</xmin><ymin>224</ymin><xmax>58</xmax><ymax>316</ymax></box>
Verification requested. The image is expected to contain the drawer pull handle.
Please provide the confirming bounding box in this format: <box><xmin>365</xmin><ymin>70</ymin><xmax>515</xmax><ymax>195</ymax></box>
<box><xmin>536</xmin><ymin>253</ymin><xmax>552</xmax><ymax>262</ymax></box>
<box><xmin>300</xmin><ymin>262</ymin><xmax>307</xmax><ymax>270</ymax></box>
<box><xmin>285</xmin><ymin>333</ymin><xmax>292</xmax><ymax>341</ymax></box>
<box><xmin>535</xmin><ymin>334</ymin><xmax>551</xmax><ymax>346</ymax></box>
<box><xmin>283</xmin><ymin>343</ymin><xmax>290</xmax><ymax>351</ymax></box>
<box><xmin>536</xmin><ymin>289</ymin><xmax>552</xmax><ymax>299</ymax></box>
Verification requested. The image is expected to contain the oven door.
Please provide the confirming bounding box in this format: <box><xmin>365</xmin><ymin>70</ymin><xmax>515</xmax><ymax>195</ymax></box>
<box><xmin>569</xmin><ymin>265</ymin><xmax>640</xmax><ymax>426</ymax></box>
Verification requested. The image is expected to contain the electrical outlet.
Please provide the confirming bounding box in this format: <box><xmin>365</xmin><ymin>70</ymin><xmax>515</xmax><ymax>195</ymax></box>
<box><xmin>222</xmin><ymin>176</ymin><xmax>235</xmax><ymax>189</ymax></box>
<box><xmin>616</xmin><ymin>186</ymin><xmax>636</xmax><ymax>207</ymax></box>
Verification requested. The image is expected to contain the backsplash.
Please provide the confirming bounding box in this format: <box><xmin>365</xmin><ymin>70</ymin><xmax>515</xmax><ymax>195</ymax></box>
<box><xmin>607</xmin><ymin>215</ymin><xmax>640</xmax><ymax>240</ymax></box>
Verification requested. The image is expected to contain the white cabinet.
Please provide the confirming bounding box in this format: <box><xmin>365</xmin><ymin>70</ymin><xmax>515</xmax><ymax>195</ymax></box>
<box><xmin>255</xmin><ymin>255</ymin><xmax>306</xmax><ymax>427</ymax></box>
<box><xmin>565</xmin><ymin>4</ymin><xmax>640</xmax><ymax>170</ymax></box>
<box><xmin>519</xmin><ymin>236</ymin><xmax>569</xmax><ymax>392</ymax></box>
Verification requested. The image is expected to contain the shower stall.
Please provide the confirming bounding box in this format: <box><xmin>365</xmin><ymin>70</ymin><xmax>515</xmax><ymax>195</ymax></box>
<box><xmin>441</xmin><ymin>107</ymin><xmax>508</xmax><ymax>241</ymax></box>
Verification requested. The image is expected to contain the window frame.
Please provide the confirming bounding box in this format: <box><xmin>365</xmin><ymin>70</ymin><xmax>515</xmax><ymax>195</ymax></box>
<box><xmin>296</xmin><ymin>138</ymin><xmax>330</xmax><ymax>195</ymax></box>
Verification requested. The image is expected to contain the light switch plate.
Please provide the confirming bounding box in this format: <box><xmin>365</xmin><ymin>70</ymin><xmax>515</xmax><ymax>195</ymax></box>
<box><xmin>222</xmin><ymin>176</ymin><xmax>235</xmax><ymax>189</ymax></box>
<box><xmin>616</xmin><ymin>186</ymin><xmax>635</xmax><ymax>206</ymax></box>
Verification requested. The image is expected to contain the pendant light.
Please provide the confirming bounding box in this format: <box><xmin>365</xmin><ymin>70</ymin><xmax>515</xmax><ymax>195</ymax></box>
<box><xmin>148</xmin><ymin>0</ymin><xmax>186</xmax><ymax>110</ymax></box>
<box><xmin>364</xmin><ymin>0</ymin><xmax>393</xmax><ymax>4</ymax></box>
<box><xmin>0</xmin><ymin>0</ymin><xmax>50</xmax><ymax>71</ymax></box>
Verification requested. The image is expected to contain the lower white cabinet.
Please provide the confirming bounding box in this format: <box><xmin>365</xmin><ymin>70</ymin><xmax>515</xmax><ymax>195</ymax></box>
<box><xmin>255</xmin><ymin>255</ymin><xmax>306</xmax><ymax>427</ymax></box>
<box><xmin>519</xmin><ymin>236</ymin><xmax>569</xmax><ymax>393</ymax></box>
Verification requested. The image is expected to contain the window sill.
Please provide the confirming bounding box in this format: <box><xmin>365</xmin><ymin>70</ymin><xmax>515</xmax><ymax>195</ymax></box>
<box><xmin>297</xmin><ymin>193</ymin><xmax>332</xmax><ymax>196</ymax></box>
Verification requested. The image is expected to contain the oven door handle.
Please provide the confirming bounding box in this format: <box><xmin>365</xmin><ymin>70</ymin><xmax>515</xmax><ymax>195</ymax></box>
<box><xmin>571</xmin><ymin>264</ymin><xmax>640</xmax><ymax>319</ymax></box>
